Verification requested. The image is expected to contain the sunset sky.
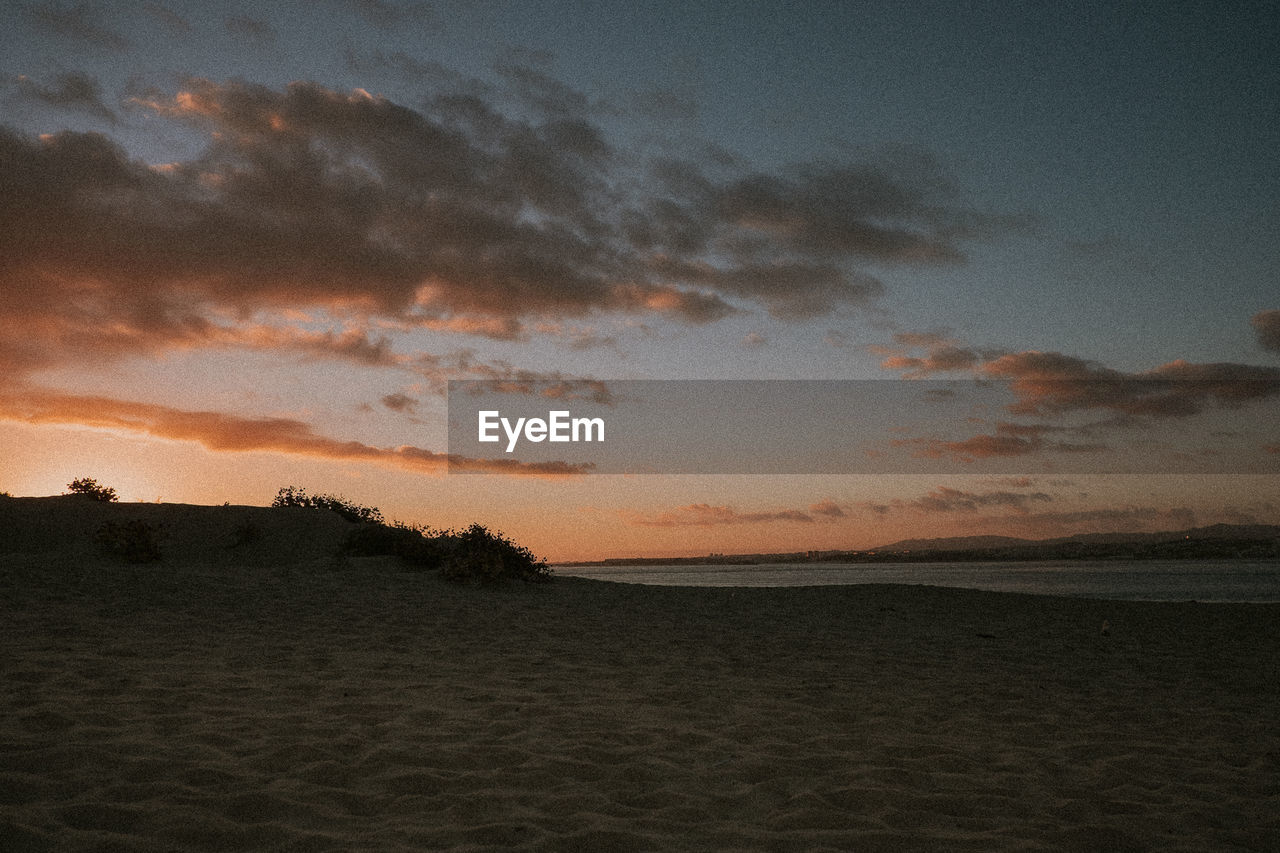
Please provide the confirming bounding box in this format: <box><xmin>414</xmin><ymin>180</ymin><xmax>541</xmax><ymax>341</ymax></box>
<box><xmin>2</xmin><ymin>0</ymin><xmax>1278</xmax><ymax>560</ymax></box>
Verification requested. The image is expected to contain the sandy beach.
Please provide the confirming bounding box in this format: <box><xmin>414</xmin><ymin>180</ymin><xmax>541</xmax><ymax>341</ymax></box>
<box><xmin>3</xmin><ymin>500</ymin><xmax>1279</xmax><ymax>851</ymax></box>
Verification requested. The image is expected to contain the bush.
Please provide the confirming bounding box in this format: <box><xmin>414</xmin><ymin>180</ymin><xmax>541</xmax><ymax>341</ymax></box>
<box><xmin>440</xmin><ymin>523</ymin><xmax>552</xmax><ymax>585</ymax></box>
<box><xmin>96</xmin><ymin>519</ymin><xmax>162</xmax><ymax>563</ymax></box>
<box><xmin>344</xmin><ymin>519</ymin><xmax>550</xmax><ymax>583</ymax></box>
<box><xmin>345</xmin><ymin>521</ymin><xmax>447</xmax><ymax>569</ymax></box>
<box><xmin>271</xmin><ymin>486</ymin><xmax>384</xmax><ymax>525</ymax></box>
<box><xmin>67</xmin><ymin>477</ymin><xmax>118</xmax><ymax>502</ymax></box>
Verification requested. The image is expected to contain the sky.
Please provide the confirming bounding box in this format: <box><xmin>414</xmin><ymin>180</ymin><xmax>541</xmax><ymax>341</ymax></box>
<box><xmin>1</xmin><ymin>0</ymin><xmax>1278</xmax><ymax>560</ymax></box>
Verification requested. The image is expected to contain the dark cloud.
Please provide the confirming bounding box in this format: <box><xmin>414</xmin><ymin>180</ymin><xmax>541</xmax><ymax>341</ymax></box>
<box><xmin>861</xmin><ymin>485</ymin><xmax>1053</xmax><ymax>516</ymax></box>
<box><xmin>893</xmin><ymin>422</ymin><xmax>1108</xmax><ymax>462</ymax></box>
<box><xmin>880</xmin><ymin>332</ymin><xmax>1280</xmax><ymax>420</ymax></box>
<box><xmin>380</xmin><ymin>391</ymin><xmax>417</xmax><ymax>413</ymax></box>
<box><xmin>875</xmin><ymin>337</ymin><xmax>1280</xmax><ymax>465</ymax></box>
<box><xmin>1253</xmin><ymin>309</ymin><xmax>1280</xmax><ymax>353</ymax></box>
<box><xmin>981</xmin><ymin>352</ymin><xmax>1280</xmax><ymax>418</ymax></box>
<box><xmin>26</xmin><ymin>1</ymin><xmax>130</xmax><ymax>50</ymax></box>
<box><xmin>10</xmin><ymin>71</ymin><xmax>116</xmax><ymax>122</ymax></box>
<box><xmin>902</xmin><ymin>486</ymin><xmax>1053</xmax><ymax>514</ymax></box>
<box><xmin>493</xmin><ymin>62</ymin><xmax>603</xmax><ymax>117</ymax></box>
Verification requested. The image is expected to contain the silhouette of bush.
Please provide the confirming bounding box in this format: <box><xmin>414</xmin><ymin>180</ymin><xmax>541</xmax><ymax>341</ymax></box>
<box><xmin>342</xmin><ymin>518</ymin><xmax>550</xmax><ymax>583</ymax></box>
<box><xmin>345</xmin><ymin>521</ymin><xmax>447</xmax><ymax>569</ymax></box>
<box><xmin>96</xmin><ymin>520</ymin><xmax>162</xmax><ymax>563</ymax></box>
<box><xmin>67</xmin><ymin>477</ymin><xmax>118</xmax><ymax>502</ymax></box>
<box><xmin>440</xmin><ymin>523</ymin><xmax>552</xmax><ymax>584</ymax></box>
<box><xmin>271</xmin><ymin>486</ymin><xmax>384</xmax><ymax>525</ymax></box>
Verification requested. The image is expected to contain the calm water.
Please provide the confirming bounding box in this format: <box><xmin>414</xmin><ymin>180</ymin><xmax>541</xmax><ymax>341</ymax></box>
<box><xmin>556</xmin><ymin>559</ymin><xmax>1280</xmax><ymax>602</ymax></box>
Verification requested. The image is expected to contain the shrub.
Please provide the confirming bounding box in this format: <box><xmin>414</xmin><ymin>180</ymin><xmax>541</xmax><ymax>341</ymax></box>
<box><xmin>67</xmin><ymin>477</ymin><xmax>118</xmax><ymax>502</ymax></box>
<box><xmin>345</xmin><ymin>521</ymin><xmax>447</xmax><ymax>569</ymax></box>
<box><xmin>96</xmin><ymin>519</ymin><xmax>162</xmax><ymax>563</ymax></box>
<box><xmin>439</xmin><ymin>523</ymin><xmax>552</xmax><ymax>585</ymax></box>
<box><xmin>271</xmin><ymin>486</ymin><xmax>384</xmax><ymax>525</ymax></box>
<box><xmin>343</xmin><ymin>519</ymin><xmax>550</xmax><ymax>583</ymax></box>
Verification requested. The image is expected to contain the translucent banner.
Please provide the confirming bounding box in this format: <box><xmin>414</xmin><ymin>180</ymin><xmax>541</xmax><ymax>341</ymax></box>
<box><xmin>447</xmin><ymin>379</ymin><xmax>1280</xmax><ymax>474</ymax></box>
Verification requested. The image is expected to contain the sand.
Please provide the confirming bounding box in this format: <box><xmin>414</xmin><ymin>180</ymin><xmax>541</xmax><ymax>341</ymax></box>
<box><xmin>3</xmin><ymin>499</ymin><xmax>1279</xmax><ymax>851</ymax></box>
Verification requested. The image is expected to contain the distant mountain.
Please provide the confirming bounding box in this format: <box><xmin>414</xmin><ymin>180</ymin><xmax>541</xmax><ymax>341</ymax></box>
<box><xmin>560</xmin><ymin>523</ymin><xmax>1280</xmax><ymax>567</ymax></box>
<box><xmin>870</xmin><ymin>534</ymin><xmax>1032</xmax><ymax>552</ymax></box>
<box><xmin>872</xmin><ymin>524</ymin><xmax>1280</xmax><ymax>553</ymax></box>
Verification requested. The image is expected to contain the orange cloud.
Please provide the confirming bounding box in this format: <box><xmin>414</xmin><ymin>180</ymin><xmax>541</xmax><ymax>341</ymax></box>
<box><xmin>624</xmin><ymin>502</ymin><xmax>833</xmax><ymax>528</ymax></box>
<box><xmin>0</xmin><ymin>388</ymin><xmax>588</xmax><ymax>478</ymax></box>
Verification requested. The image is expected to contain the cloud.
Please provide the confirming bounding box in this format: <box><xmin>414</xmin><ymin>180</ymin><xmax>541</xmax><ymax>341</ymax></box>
<box><xmin>380</xmin><ymin>391</ymin><xmax>417</xmax><ymax>414</ymax></box>
<box><xmin>210</xmin><ymin>323</ymin><xmax>616</xmax><ymax>400</ymax></box>
<box><xmin>10</xmin><ymin>71</ymin><xmax>117</xmax><ymax>122</ymax></box>
<box><xmin>344</xmin><ymin>48</ymin><xmax>484</xmax><ymax>92</ymax></box>
<box><xmin>0</xmin><ymin>78</ymin><xmax>1003</xmax><ymax>378</ymax></box>
<box><xmin>871</xmin><ymin>331</ymin><xmax>1006</xmax><ymax>376</ymax></box>
<box><xmin>26</xmin><ymin>1</ymin><xmax>130</xmax><ymax>50</ymax></box>
<box><xmin>1253</xmin><ymin>309</ymin><xmax>1280</xmax><ymax>353</ymax></box>
<box><xmin>879</xmin><ymin>336</ymin><xmax>1280</xmax><ymax>408</ymax></box>
<box><xmin>493</xmin><ymin>61</ymin><xmax>603</xmax><ymax>117</ymax></box>
<box><xmin>823</xmin><ymin>330</ymin><xmax>850</xmax><ymax>348</ymax></box>
<box><xmin>809</xmin><ymin>499</ymin><xmax>847</xmax><ymax>518</ymax></box>
<box><xmin>862</xmin><ymin>485</ymin><xmax>1053</xmax><ymax>516</ymax></box>
<box><xmin>980</xmin><ymin>352</ymin><xmax>1280</xmax><ymax>418</ymax></box>
<box><xmin>626</xmin><ymin>502</ymin><xmax>837</xmax><ymax>527</ymax></box>
<box><xmin>0</xmin><ymin>387</ymin><xmax>588</xmax><ymax>478</ymax></box>
<box><xmin>893</xmin><ymin>421</ymin><xmax>1109</xmax><ymax>462</ymax></box>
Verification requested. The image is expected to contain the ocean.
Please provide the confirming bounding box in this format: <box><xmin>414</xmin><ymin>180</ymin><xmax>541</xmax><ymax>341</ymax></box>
<box><xmin>556</xmin><ymin>559</ymin><xmax>1280</xmax><ymax>602</ymax></box>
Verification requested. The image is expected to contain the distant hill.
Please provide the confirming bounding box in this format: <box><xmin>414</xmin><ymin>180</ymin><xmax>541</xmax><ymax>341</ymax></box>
<box><xmin>562</xmin><ymin>522</ymin><xmax>1280</xmax><ymax>567</ymax></box>
<box><xmin>869</xmin><ymin>534</ymin><xmax>1032</xmax><ymax>552</ymax></box>
<box><xmin>872</xmin><ymin>524</ymin><xmax>1280</xmax><ymax>553</ymax></box>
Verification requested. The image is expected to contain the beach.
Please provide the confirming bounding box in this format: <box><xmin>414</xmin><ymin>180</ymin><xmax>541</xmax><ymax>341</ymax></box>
<box><xmin>3</xmin><ymin>502</ymin><xmax>1279</xmax><ymax>851</ymax></box>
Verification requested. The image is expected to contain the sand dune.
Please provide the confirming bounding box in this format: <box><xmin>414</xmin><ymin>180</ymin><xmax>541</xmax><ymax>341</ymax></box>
<box><xmin>3</xmin><ymin>498</ymin><xmax>1279</xmax><ymax>850</ymax></box>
